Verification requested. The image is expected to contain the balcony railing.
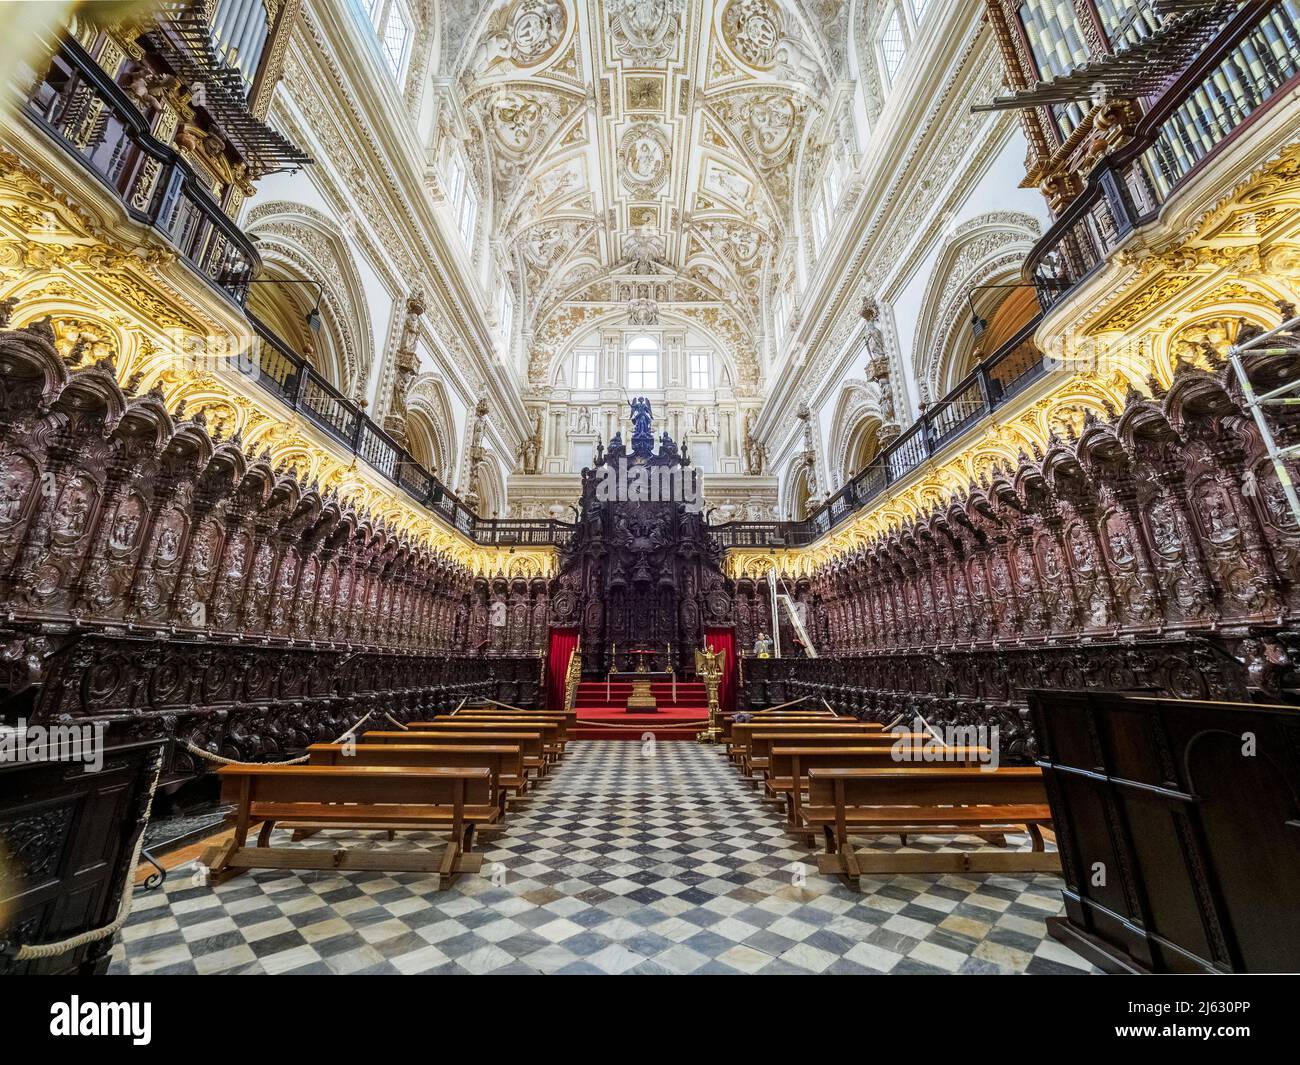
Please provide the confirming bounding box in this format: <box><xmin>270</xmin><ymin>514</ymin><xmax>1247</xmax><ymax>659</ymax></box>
<box><xmin>1028</xmin><ymin>2</ymin><xmax>1300</xmax><ymax>307</ymax></box>
<box><xmin>25</xmin><ymin>37</ymin><xmax>258</xmax><ymax>305</ymax></box>
<box><xmin>243</xmin><ymin>318</ymin><xmax>573</xmax><ymax>545</ymax></box>
<box><xmin>709</xmin><ymin>318</ymin><xmax>1047</xmax><ymax>553</ymax></box>
<box><xmin>24</xmin><ymin>36</ymin><xmax>578</xmax><ymax>550</ymax></box>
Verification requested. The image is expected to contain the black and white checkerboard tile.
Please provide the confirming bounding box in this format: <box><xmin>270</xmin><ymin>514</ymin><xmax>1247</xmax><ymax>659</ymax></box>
<box><xmin>108</xmin><ymin>741</ymin><xmax>1098</xmax><ymax>974</ymax></box>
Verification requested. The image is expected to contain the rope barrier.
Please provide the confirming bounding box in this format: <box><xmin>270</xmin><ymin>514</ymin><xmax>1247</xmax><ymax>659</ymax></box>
<box><xmin>182</xmin><ymin>709</ymin><xmax>376</xmax><ymax>767</ymax></box>
<box><xmin>8</xmin><ymin>754</ymin><xmax>163</xmax><ymax>962</ymax></box>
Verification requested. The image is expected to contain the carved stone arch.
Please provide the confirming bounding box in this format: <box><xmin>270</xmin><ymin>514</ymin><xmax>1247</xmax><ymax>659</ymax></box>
<box><xmin>406</xmin><ymin>373</ymin><xmax>456</xmax><ymax>475</ymax></box>
<box><xmin>781</xmin><ymin>453</ymin><xmax>818</xmax><ymax>520</ymax></box>
<box><xmin>912</xmin><ymin>211</ymin><xmax>1042</xmax><ymax>403</ymax></box>
<box><xmin>830</xmin><ymin>378</ymin><xmax>885</xmax><ymax>488</ymax></box>
<box><xmin>473</xmin><ymin>451</ymin><xmax>507</xmax><ymax>518</ymax></box>
<box><xmin>243</xmin><ymin>201</ymin><xmax>375</xmax><ymax>398</ymax></box>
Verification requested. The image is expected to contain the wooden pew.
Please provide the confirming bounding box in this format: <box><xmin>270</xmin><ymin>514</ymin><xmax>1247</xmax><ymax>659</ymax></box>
<box><xmin>309</xmin><ymin>742</ymin><xmax>527</xmax><ymax>805</ymax></box>
<box><xmin>765</xmin><ymin>744</ymin><xmax>990</xmax><ymax>835</ymax></box>
<box><xmin>730</xmin><ymin>721</ymin><xmax>884</xmax><ymax>777</ymax></box>
<box><xmin>200</xmin><ymin>764</ymin><xmax>496</xmax><ymax>889</ymax></box>
<box><xmin>805</xmin><ymin>766</ymin><xmax>1058</xmax><ymax>884</ymax></box>
<box><xmin>723</xmin><ymin>714</ymin><xmax>836</xmax><ymax>761</ymax></box>
<box><xmin>406</xmin><ymin>720</ymin><xmax>562</xmax><ymax>767</ymax></box>
<box><xmin>456</xmin><ymin>706</ymin><xmax>578</xmax><ymax>728</ymax></box>
<box><xmin>444</xmin><ymin>713</ymin><xmax>571</xmax><ymax>749</ymax></box>
<box><xmin>364</xmin><ymin>730</ymin><xmax>549</xmax><ymax>780</ymax></box>
<box><xmin>721</xmin><ymin>710</ymin><xmax>833</xmax><ymax>741</ymax></box>
<box><xmin>749</xmin><ymin>731</ymin><xmax>934</xmax><ymax>781</ymax></box>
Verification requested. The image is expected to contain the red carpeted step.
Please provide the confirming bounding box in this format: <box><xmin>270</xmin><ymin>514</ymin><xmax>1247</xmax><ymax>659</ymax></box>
<box><xmin>570</xmin><ymin>702</ymin><xmax>710</xmax><ymax>741</ymax></box>
<box><xmin>568</xmin><ymin>728</ymin><xmax>704</xmax><ymax>741</ymax></box>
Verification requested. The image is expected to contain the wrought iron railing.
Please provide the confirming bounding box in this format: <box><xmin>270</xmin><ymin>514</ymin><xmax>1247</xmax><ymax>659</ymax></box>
<box><xmin>710</xmin><ymin>318</ymin><xmax>1047</xmax><ymax>552</ymax></box>
<box><xmin>1027</xmin><ymin>2</ymin><xmax>1300</xmax><ymax>307</ymax></box>
<box><xmin>26</xmin><ymin>37</ymin><xmax>259</xmax><ymax>304</ymax></box>
<box><xmin>26</xmin><ymin>37</ymin><xmax>576</xmax><ymax>549</ymax></box>
<box><xmin>243</xmin><ymin>319</ymin><xmax>573</xmax><ymax>545</ymax></box>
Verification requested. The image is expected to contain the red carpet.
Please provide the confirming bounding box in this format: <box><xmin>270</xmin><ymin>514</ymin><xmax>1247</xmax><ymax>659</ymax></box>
<box><xmin>571</xmin><ymin>680</ymin><xmax>709</xmax><ymax>740</ymax></box>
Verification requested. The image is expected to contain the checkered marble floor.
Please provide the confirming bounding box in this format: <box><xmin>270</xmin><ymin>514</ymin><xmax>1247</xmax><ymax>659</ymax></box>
<box><xmin>108</xmin><ymin>741</ymin><xmax>1098</xmax><ymax>975</ymax></box>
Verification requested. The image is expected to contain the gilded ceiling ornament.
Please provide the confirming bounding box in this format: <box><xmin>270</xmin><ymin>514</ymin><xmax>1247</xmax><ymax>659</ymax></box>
<box><xmin>744</xmin><ymin>91</ymin><xmax>798</xmax><ymax>161</ymax></box>
<box><xmin>619</xmin><ymin>122</ymin><xmax>671</xmax><ymax>196</ymax></box>
<box><xmin>721</xmin><ymin>0</ymin><xmax>782</xmax><ymax>70</ymax></box>
<box><xmin>489</xmin><ymin>92</ymin><xmax>548</xmax><ymax>154</ymax></box>
<box><xmin>700</xmin><ymin>219</ymin><xmax>762</xmax><ymax>268</ymax></box>
<box><xmin>627</xmin><ymin>296</ymin><xmax>659</xmax><ymax>325</ymax></box>
<box><xmin>622</xmin><ymin>229</ymin><xmax>665</xmax><ymax>271</ymax></box>
<box><xmin>607</xmin><ymin>0</ymin><xmax>685</xmax><ymax>64</ymax></box>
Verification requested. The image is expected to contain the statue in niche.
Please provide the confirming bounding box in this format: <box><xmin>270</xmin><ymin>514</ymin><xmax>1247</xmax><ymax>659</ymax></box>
<box><xmin>109</xmin><ymin>501</ymin><xmax>143</xmax><ymax>554</ymax></box>
<box><xmin>1264</xmin><ymin>471</ymin><xmax>1300</xmax><ymax>530</ymax></box>
<box><xmin>1067</xmin><ymin>523</ymin><xmax>1095</xmax><ymax>571</ymax></box>
<box><xmin>1202</xmin><ymin>491</ymin><xmax>1240</xmax><ymax>544</ymax></box>
<box><xmin>52</xmin><ymin>478</ymin><xmax>92</xmax><ymax>543</ymax></box>
<box><xmin>155</xmin><ymin>522</ymin><xmax>181</xmax><ymax>566</ymax></box>
<box><xmin>1106</xmin><ymin>519</ymin><xmax>1136</xmax><ymax>565</ymax></box>
<box><xmin>520</xmin><ymin>413</ymin><xmax>542</xmax><ymax>473</ymax></box>
<box><xmin>1149</xmin><ymin>498</ymin><xmax>1185</xmax><ymax>558</ymax></box>
<box><xmin>224</xmin><ymin>536</ymin><xmax>247</xmax><ymax>580</ymax></box>
<box><xmin>575</xmin><ymin>406</ymin><xmax>593</xmax><ymax>434</ymax></box>
<box><xmin>0</xmin><ymin>459</ymin><xmax>33</xmax><ymax>527</ymax></box>
<box><xmin>693</xmin><ymin>406</ymin><xmax>711</xmax><ymax>434</ymax></box>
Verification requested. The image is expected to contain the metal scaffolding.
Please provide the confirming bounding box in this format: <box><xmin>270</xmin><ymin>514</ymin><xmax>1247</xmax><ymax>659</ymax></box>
<box><xmin>1227</xmin><ymin>311</ymin><xmax>1300</xmax><ymax>530</ymax></box>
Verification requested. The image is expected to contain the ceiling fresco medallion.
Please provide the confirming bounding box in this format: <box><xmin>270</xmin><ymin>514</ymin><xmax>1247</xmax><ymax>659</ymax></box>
<box><xmin>721</xmin><ymin>0</ymin><xmax>782</xmax><ymax>70</ymax></box>
<box><xmin>475</xmin><ymin>0</ymin><xmax>568</xmax><ymax>71</ymax></box>
<box><xmin>510</xmin><ymin>0</ymin><xmax>567</xmax><ymax>64</ymax></box>
<box><xmin>619</xmin><ymin>122</ymin><xmax>671</xmax><ymax>196</ymax></box>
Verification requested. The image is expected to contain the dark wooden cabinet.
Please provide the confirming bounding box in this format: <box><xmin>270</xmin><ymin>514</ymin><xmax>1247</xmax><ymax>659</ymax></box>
<box><xmin>0</xmin><ymin>739</ymin><xmax>163</xmax><ymax>975</ymax></box>
<box><xmin>1028</xmin><ymin>690</ymin><xmax>1300</xmax><ymax>973</ymax></box>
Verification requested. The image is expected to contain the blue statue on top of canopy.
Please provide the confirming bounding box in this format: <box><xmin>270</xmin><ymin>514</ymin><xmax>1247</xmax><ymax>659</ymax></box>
<box><xmin>629</xmin><ymin>396</ymin><xmax>654</xmax><ymax>456</ymax></box>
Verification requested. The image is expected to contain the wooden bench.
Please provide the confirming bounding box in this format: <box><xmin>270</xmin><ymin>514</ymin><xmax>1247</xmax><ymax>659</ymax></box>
<box><xmin>766</xmin><ymin>744</ymin><xmax>991</xmax><ymax>835</ymax></box>
<box><xmin>721</xmin><ymin>711</ymin><xmax>833</xmax><ymax>741</ymax></box>
<box><xmin>405</xmin><ymin>721</ymin><xmax>562</xmax><ymax>768</ymax></box>
<box><xmin>730</xmin><ymin>721</ymin><xmax>884</xmax><ymax>776</ymax></box>
<box><xmin>364</xmin><ymin>730</ymin><xmax>549</xmax><ymax>779</ymax></box>
<box><xmin>309</xmin><ymin>742</ymin><xmax>528</xmax><ymax>805</ymax></box>
<box><xmin>722</xmin><ymin>712</ymin><xmax>832</xmax><ymax>754</ymax></box>
<box><xmin>749</xmin><ymin>732</ymin><xmax>934</xmax><ymax>780</ymax></box>
<box><xmin>200</xmin><ymin>764</ymin><xmax>496</xmax><ymax>889</ymax></box>
<box><xmin>805</xmin><ymin>766</ymin><xmax>1059</xmax><ymax>884</ymax></box>
<box><xmin>443</xmin><ymin>713</ymin><xmax>571</xmax><ymax>749</ymax></box>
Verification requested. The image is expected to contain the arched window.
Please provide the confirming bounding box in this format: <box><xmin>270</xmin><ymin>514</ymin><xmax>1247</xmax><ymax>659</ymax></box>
<box><xmin>626</xmin><ymin>335</ymin><xmax>660</xmax><ymax>390</ymax></box>
<box><xmin>879</xmin><ymin>9</ymin><xmax>907</xmax><ymax>81</ymax></box>
<box><xmin>356</xmin><ymin>0</ymin><xmax>413</xmax><ymax>81</ymax></box>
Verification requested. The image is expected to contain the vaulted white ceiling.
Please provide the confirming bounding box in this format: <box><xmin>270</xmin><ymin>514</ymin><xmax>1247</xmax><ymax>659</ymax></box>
<box><xmin>446</xmin><ymin>0</ymin><xmax>855</xmax><ymax>395</ymax></box>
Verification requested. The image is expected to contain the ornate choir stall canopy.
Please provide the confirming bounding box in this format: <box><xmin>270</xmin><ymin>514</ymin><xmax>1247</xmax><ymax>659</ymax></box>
<box><xmin>546</xmin><ymin>398</ymin><xmax>733</xmax><ymax>678</ymax></box>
